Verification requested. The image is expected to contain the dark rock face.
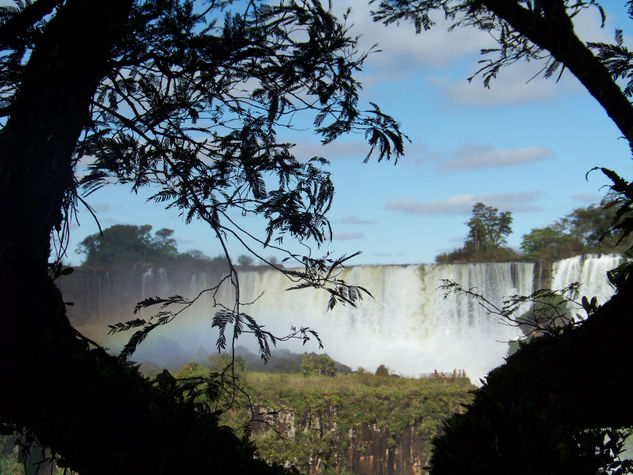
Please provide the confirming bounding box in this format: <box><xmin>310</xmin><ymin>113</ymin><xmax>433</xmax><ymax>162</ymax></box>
<box><xmin>533</xmin><ymin>260</ymin><xmax>552</xmax><ymax>290</ymax></box>
<box><xmin>349</xmin><ymin>425</ymin><xmax>428</xmax><ymax>475</ymax></box>
<box><xmin>252</xmin><ymin>405</ymin><xmax>431</xmax><ymax>475</ymax></box>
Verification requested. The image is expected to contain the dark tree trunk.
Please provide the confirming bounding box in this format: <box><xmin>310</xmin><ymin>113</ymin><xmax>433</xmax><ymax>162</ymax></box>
<box><xmin>0</xmin><ymin>1</ymin><xmax>277</xmax><ymax>473</ymax></box>
<box><xmin>0</xmin><ymin>0</ymin><xmax>64</xmax><ymax>47</ymax></box>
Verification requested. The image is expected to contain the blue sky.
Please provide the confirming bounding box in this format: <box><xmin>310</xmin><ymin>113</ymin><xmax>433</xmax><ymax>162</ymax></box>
<box><xmin>65</xmin><ymin>2</ymin><xmax>633</xmax><ymax>266</ymax></box>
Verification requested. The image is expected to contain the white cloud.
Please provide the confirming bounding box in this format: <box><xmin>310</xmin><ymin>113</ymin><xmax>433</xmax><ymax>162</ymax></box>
<box><xmin>570</xmin><ymin>193</ymin><xmax>601</xmax><ymax>203</ymax></box>
<box><xmin>290</xmin><ymin>141</ymin><xmax>370</xmax><ymax>161</ymax></box>
<box><xmin>291</xmin><ymin>3</ymin><xmax>610</xmax><ymax>110</ymax></box>
<box><xmin>428</xmin><ymin>58</ymin><xmax>584</xmax><ymax>107</ymax></box>
<box><xmin>440</xmin><ymin>144</ymin><xmax>551</xmax><ymax>170</ymax></box>
<box><xmin>419</xmin><ymin>6</ymin><xmax>615</xmax><ymax>108</ymax></box>
<box><xmin>91</xmin><ymin>203</ymin><xmax>111</xmax><ymax>213</ymax></box>
<box><xmin>385</xmin><ymin>192</ymin><xmax>542</xmax><ymax>215</ymax></box>
<box><xmin>333</xmin><ymin>231</ymin><xmax>365</xmax><ymax>240</ymax></box>
<box><xmin>339</xmin><ymin>215</ymin><xmax>374</xmax><ymax>225</ymax></box>
<box><xmin>339</xmin><ymin>2</ymin><xmax>609</xmax><ymax>101</ymax></box>
<box><xmin>336</xmin><ymin>2</ymin><xmax>494</xmax><ymax>79</ymax></box>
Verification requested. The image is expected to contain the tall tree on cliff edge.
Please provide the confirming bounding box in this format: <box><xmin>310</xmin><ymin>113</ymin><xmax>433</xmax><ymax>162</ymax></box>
<box><xmin>373</xmin><ymin>1</ymin><xmax>633</xmax><ymax>473</ymax></box>
<box><xmin>0</xmin><ymin>1</ymin><xmax>405</xmax><ymax>473</ymax></box>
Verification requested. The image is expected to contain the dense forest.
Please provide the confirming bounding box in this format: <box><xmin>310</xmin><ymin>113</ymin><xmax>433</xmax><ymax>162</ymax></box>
<box><xmin>75</xmin><ymin>223</ymin><xmax>282</xmax><ymax>270</ymax></box>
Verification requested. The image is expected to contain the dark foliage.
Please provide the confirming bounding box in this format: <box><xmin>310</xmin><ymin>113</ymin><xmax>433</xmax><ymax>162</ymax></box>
<box><xmin>373</xmin><ymin>1</ymin><xmax>633</xmax><ymax>473</ymax></box>
<box><xmin>78</xmin><ymin>224</ymin><xmax>179</xmax><ymax>267</ymax></box>
<box><xmin>375</xmin><ymin>364</ymin><xmax>389</xmax><ymax>377</ymax></box>
<box><xmin>0</xmin><ymin>0</ymin><xmax>405</xmax><ymax>473</ymax></box>
<box><xmin>433</xmin><ymin>280</ymin><xmax>633</xmax><ymax>474</ymax></box>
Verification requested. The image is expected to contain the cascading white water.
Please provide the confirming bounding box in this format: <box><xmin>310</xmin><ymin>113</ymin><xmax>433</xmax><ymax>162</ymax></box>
<box><xmin>141</xmin><ymin>268</ymin><xmax>153</xmax><ymax>298</ymax></box>
<box><xmin>141</xmin><ymin>267</ymin><xmax>171</xmax><ymax>298</ymax></box>
<box><xmin>106</xmin><ymin>255</ymin><xmax>624</xmax><ymax>382</ymax></box>
<box><xmin>551</xmin><ymin>254</ymin><xmax>625</xmax><ymax>305</ymax></box>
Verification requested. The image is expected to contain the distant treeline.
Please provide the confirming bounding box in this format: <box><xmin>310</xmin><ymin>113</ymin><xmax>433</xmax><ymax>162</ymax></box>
<box><xmin>436</xmin><ymin>195</ymin><xmax>632</xmax><ymax>263</ymax></box>
<box><xmin>77</xmin><ymin>194</ymin><xmax>630</xmax><ymax>270</ymax></box>
<box><xmin>76</xmin><ymin>224</ymin><xmax>278</xmax><ymax>269</ymax></box>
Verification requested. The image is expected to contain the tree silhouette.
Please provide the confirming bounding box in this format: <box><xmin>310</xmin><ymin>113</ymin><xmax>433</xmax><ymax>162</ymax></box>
<box><xmin>237</xmin><ymin>254</ymin><xmax>255</xmax><ymax>267</ymax></box>
<box><xmin>0</xmin><ymin>1</ymin><xmax>405</xmax><ymax>473</ymax></box>
<box><xmin>520</xmin><ymin>225</ymin><xmax>584</xmax><ymax>260</ymax></box>
<box><xmin>373</xmin><ymin>1</ymin><xmax>633</xmax><ymax>473</ymax></box>
<box><xmin>519</xmin><ymin>193</ymin><xmax>633</xmax><ymax>259</ymax></box>
<box><xmin>436</xmin><ymin>202</ymin><xmax>516</xmax><ymax>262</ymax></box>
<box><xmin>465</xmin><ymin>202</ymin><xmax>513</xmax><ymax>253</ymax></box>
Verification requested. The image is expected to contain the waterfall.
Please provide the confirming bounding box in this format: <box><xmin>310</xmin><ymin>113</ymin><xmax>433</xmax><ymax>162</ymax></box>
<box><xmin>124</xmin><ymin>262</ymin><xmax>537</xmax><ymax>382</ymax></box>
<box><xmin>141</xmin><ymin>268</ymin><xmax>153</xmax><ymax>298</ymax></box>
<box><xmin>66</xmin><ymin>255</ymin><xmax>624</xmax><ymax>382</ymax></box>
<box><xmin>551</xmin><ymin>254</ymin><xmax>624</xmax><ymax>305</ymax></box>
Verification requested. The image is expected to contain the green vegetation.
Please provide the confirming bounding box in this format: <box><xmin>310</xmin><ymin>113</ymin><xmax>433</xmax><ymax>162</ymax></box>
<box><xmin>516</xmin><ymin>293</ymin><xmax>572</xmax><ymax>335</ymax></box>
<box><xmin>244</xmin><ymin>374</ymin><xmax>471</xmax><ymax>471</ymax></box>
<box><xmin>301</xmin><ymin>353</ymin><xmax>337</xmax><ymax>377</ymax></box>
<box><xmin>521</xmin><ymin>194</ymin><xmax>633</xmax><ymax>260</ymax></box>
<box><xmin>520</xmin><ymin>226</ymin><xmax>583</xmax><ymax>260</ymax></box>
<box><xmin>0</xmin><ymin>436</ymin><xmax>79</xmax><ymax>475</ymax></box>
<box><xmin>167</xmin><ymin>361</ymin><xmax>474</xmax><ymax>474</ymax></box>
<box><xmin>437</xmin><ymin>196</ymin><xmax>633</xmax><ymax>263</ymax></box>
<box><xmin>375</xmin><ymin>364</ymin><xmax>390</xmax><ymax>377</ymax></box>
<box><xmin>77</xmin><ymin>224</ymin><xmax>226</xmax><ymax>269</ymax></box>
<box><xmin>466</xmin><ymin>202</ymin><xmax>513</xmax><ymax>251</ymax></box>
<box><xmin>77</xmin><ymin>224</ymin><xmax>283</xmax><ymax>273</ymax></box>
<box><xmin>436</xmin><ymin>202</ymin><xmax>519</xmax><ymax>263</ymax></box>
<box><xmin>0</xmin><ymin>437</ymin><xmax>22</xmax><ymax>475</ymax></box>
<box><xmin>238</xmin><ymin>255</ymin><xmax>255</xmax><ymax>267</ymax></box>
<box><xmin>79</xmin><ymin>224</ymin><xmax>176</xmax><ymax>267</ymax></box>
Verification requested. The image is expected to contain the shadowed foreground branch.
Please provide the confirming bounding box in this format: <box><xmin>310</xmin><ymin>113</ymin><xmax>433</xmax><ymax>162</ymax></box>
<box><xmin>431</xmin><ymin>278</ymin><xmax>633</xmax><ymax>474</ymax></box>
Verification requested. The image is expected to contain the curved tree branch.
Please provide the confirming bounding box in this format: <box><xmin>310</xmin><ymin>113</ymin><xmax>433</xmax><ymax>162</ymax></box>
<box><xmin>481</xmin><ymin>0</ymin><xmax>633</xmax><ymax>148</ymax></box>
<box><xmin>0</xmin><ymin>0</ymin><xmax>63</xmax><ymax>47</ymax></box>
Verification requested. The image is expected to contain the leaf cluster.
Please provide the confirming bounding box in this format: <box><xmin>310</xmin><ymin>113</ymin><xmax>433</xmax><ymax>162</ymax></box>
<box><xmin>60</xmin><ymin>0</ymin><xmax>405</xmax><ymax>252</ymax></box>
<box><xmin>519</xmin><ymin>191</ymin><xmax>633</xmax><ymax>260</ymax></box>
<box><xmin>212</xmin><ymin>309</ymin><xmax>324</xmax><ymax>363</ymax></box>
<box><xmin>465</xmin><ymin>202</ymin><xmax>512</xmax><ymax>250</ymax></box>
<box><xmin>589</xmin><ymin>25</ymin><xmax>633</xmax><ymax>98</ymax></box>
